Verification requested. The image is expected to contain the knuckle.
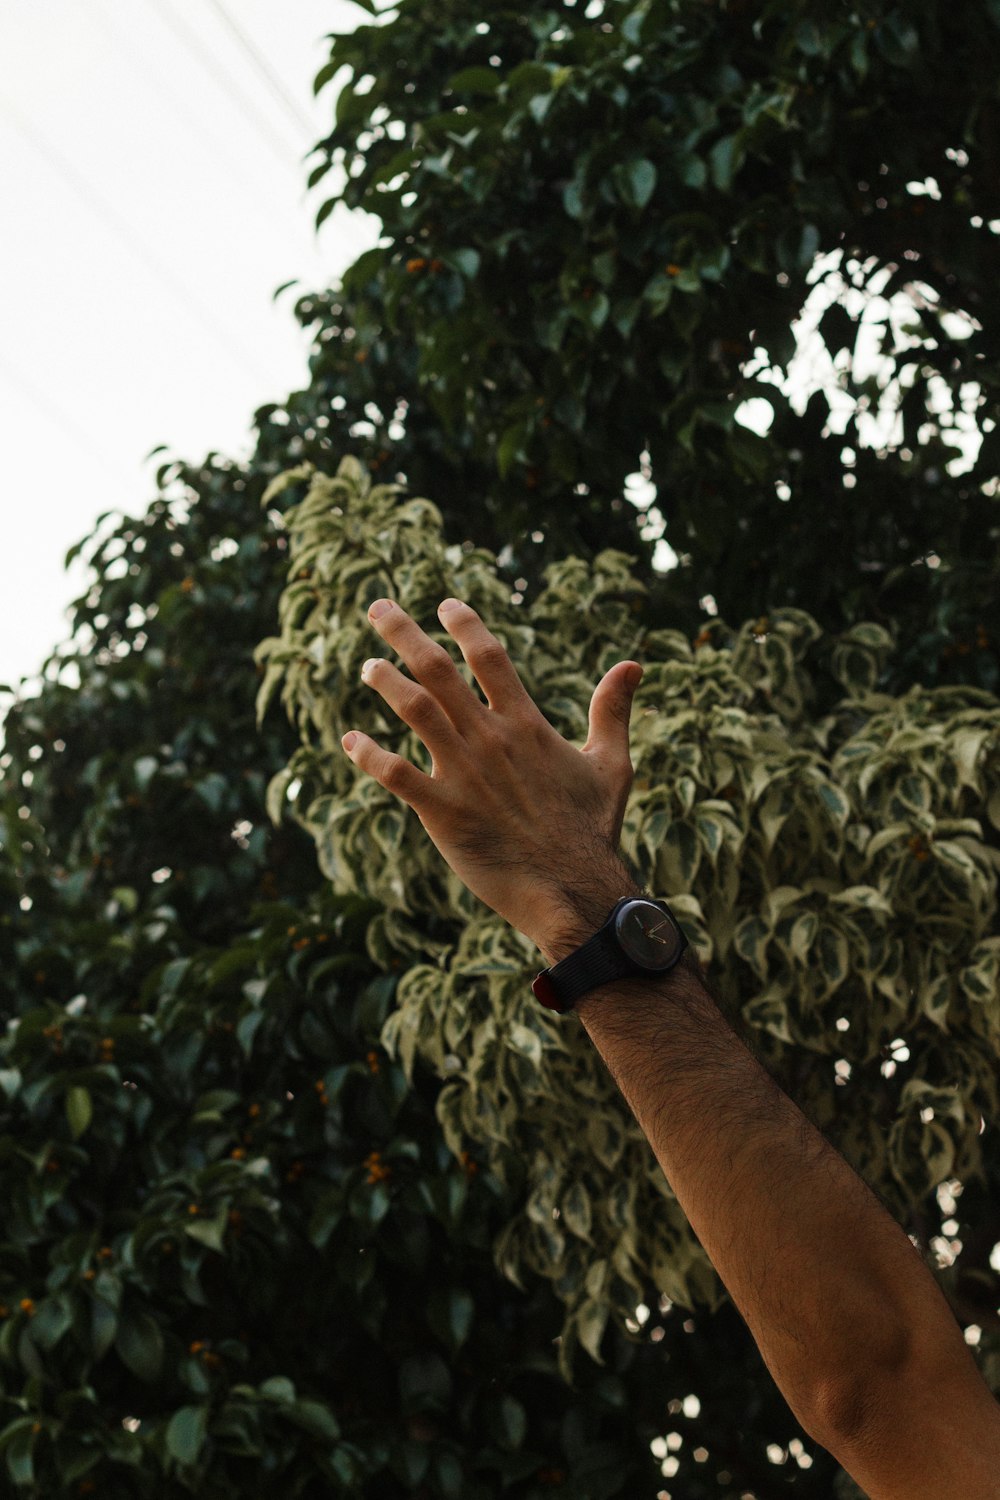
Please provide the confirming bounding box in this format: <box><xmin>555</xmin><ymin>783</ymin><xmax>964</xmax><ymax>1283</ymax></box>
<box><xmin>406</xmin><ymin>687</ymin><xmax>438</xmax><ymax>728</ymax></box>
<box><xmin>381</xmin><ymin>756</ymin><xmax>411</xmax><ymax>796</ymax></box>
<box><xmin>470</xmin><ymin>638</ymin><xmax>509</xmax><ymax>674</ymax></box>
<box><xmin>419</xmin><ymin>644</ymin><xmax>456</xmax><ymax>685</ymax></box>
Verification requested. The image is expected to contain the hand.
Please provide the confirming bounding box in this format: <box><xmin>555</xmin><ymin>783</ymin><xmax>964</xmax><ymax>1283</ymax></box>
<box><xmin>342</xmin><ymin>596</ymin><xmax>645</xmax><ymax>952</ymax></box>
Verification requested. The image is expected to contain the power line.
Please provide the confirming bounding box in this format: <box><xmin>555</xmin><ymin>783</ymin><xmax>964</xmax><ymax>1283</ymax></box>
<box><xmin>203</xmin><ymin>0</ymin><xmax>319</xmax><ymax>145</ymax></box>
<box><xmin>88</xmin><ymin>0</ymin><xmax>300</xmax><ymax>232</ymax></box>
<box><xmin>0</xmin><ymin>92</ymin><xmax>275</xmax><ymax>388</ymax></box>
<box><xmin>140</xmin><ymin>0</ymin><xmax>309</xmax><ymax>169</ymax></box>
<box><xmin>0</xmin><ymin>347</ymin><xmax>139</xmax><ymax>491</ymax></box>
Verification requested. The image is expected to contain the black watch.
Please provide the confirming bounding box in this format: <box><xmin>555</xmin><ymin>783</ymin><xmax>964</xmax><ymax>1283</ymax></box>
<box><xmin>532</xmin><ymin>896</ymin><xmax>689</xmax><ymax>1014</ymax></box>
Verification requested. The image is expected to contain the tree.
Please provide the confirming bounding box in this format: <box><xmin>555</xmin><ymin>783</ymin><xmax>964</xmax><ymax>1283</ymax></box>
<box><xmin>267</xmin><ymin>0</ymin><xmax>1000</xmax><ymax>696</ymax></box>
<box><xmin>1</xmin><ymin>0</ymin><xmax>998</xmax><ymax>1495</ymax></box>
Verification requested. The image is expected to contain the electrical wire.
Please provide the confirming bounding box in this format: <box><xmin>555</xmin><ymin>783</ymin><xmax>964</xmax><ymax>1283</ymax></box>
<box><xmin>0</xmin><ymin>92</ymin><xmax>276</xmax><ymax>387</ymax></box>
<box><xmin>140</xmin><ymin>0</ymin><xmax>310</xmax><ymax>167</ymax></box>
<box><xmin>0</xmin><ymin>346</ymin><xmax>139</xmax><ymax>492</ymax></box>
<box><xmin>203</xmin><ymin>0</ymin><xmax>319</xmax><ymax>144</ymax></box>
<box><xmin>88</xmin><ymin>0</ymin><xmax>302</xmax><ymax>232</ymax></box>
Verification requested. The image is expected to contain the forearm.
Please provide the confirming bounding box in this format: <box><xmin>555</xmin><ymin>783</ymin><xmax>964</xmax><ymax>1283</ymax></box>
<box><xmin>537</xmin><ymin>878</ymin><xmax>966</xmax><ymax>1445</ymax></box>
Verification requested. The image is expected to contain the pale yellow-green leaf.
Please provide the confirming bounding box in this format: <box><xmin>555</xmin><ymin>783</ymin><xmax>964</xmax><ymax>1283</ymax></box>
<box><xmin>66</xmin><ymin>1085</ymin><xmax>92</xmax><ymax>1140</ymax></box>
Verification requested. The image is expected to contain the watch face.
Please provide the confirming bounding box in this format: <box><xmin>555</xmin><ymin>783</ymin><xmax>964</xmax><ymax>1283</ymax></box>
<box><xmin>616</xmin><ymin>901</ymin><xmax>683</xmax><ymax>969</ymax></box>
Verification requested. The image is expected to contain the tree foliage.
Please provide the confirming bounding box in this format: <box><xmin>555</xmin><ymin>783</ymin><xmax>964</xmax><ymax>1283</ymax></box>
<box><xmin>260</xmin><ymin>454</ymin><xmax>1000</xmax><ymax>1388</ymax></box>
<box><xmin>6</xmin><ymin>472</ymin><xmax>803</xmax><ymax>1498</ymax></box>
<box><xmin>267</xmin><ymin>0</ymin><xmax>1000</xmax><ymax>697</ymax></box>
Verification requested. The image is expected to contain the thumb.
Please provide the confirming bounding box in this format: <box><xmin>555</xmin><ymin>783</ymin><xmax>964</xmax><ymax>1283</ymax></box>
<box><xmin>584</xmin><ymin>661</ymin><xmax>643</xmax><ymax>756</ymax></box>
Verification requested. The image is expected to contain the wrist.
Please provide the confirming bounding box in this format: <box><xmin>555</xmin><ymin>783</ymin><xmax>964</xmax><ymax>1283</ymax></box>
<box><xmin>533</xmin><ymin>864</ymin><xmax>645</xmax><ymax>966</ymax></box>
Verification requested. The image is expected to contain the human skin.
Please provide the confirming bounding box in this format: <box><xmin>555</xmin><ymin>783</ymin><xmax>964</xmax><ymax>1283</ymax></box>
<box><xmin>342</xmin><ymin>595</ymin><xmax>1000</xmax><ymax>1497</ymax></box>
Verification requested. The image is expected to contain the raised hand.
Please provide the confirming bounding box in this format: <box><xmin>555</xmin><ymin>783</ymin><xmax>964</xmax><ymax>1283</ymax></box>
<box><xmin>342</xmin><ymin>597</ymin><xmax>644</xmax><ymax>951</ymax></box>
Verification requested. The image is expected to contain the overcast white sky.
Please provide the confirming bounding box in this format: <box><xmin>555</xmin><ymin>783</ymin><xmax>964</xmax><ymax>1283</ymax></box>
<box><xmin>0</xmin><ymin>0</ymin><xmax>379</xmax><ymax>698</ymax></box>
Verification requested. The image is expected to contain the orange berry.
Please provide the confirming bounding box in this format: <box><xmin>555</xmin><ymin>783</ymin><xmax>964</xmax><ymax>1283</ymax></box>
<box><xmin>83</xmin><ymin>1270</ymin><xmax>96</xmax><ymax>1282</ymax></box>
<box><xmin>366</xmin><ymin>1050</ymin><xmax>380</xmax><ymax>1074</ymax></box>
<box><xmin>230</xmin><ymin>1148</ymin><xmax>246</xmax><ymax>1160</ymax></box>
<box><xmin>189</xmin><ymin>1340</ymin><xmax>204</xmax><ymax>1354</ymax></box>
<box><xmin>665</xmin><ymin>264</ymin><xmax>682</xmax><ymax>276</ymax></box>
<box><xmin>20</xmin><ymin>1299</ymin><xmax>35</xmax><ymax>1316</ymax></box>
<box><xmin>248</xmin><ymin>1103</ymin><xmax>261</xmax><ymax>1118</ymax></box>
<box><xmin>98</xmin><ymin>1246</ymin><xmax>113</xmax><ymax>1261</ymax></box>
<box><xmin>180</xmin><ymin>577</ymin><xmax>195</xmax><ymax>593</ymax></box>
<box><xmin>187</xmin><ymin>1204</ymin><xmax>200</xmax><ymax>1216</ymax></box>
<box><xmin>406</xmin><ymin>257</ymin><xmax>428</xmax><ymax>273</ymax></box>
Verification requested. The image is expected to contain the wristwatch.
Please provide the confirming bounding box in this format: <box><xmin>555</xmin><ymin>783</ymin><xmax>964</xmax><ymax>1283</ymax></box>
<box><xmin>532</xmin><ymin>896</ymin><xmax>689</xmax><ymax>1014</ymax></box>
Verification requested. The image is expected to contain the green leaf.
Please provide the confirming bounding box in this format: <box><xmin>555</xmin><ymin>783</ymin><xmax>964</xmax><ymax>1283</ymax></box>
<box><xmin>450</xmin><ymin>247</ymin><xmax>481</xmax><ymax>279</ymax></box>
<box><xmin>66</xmin><ymin>1085</ymin><xmax>92</xmax><ymax>1140</ymax></box>
<box><xmin>577</xmin><ymin>1298</ymin><xmax>609</xmax><ymax>1364</ymax></box>
<box><xmin>165</xmin><ymin>1404</ymin><xmax>208</xmax><ymax>1467</ymax></box>
<box><xmin>30</xmin><ymin>1295</ymin><xmax>72</xmax><ymax>1351</ymax></box>
<box><xmin>399</xmin><ymin>1351</ymin><xmax>452</xmax><ymax>1413</ymax></box>
<box><xmin>585</xmin><ymin>1112</ymin><xmax>625</xmax><ymax>1170</ymax></box>
<box><xmin>505</xmin><ymin>1021</ymin><xmax>542</xmax><ymax>1065</ymax></box>
<box><xmin>288</xmin><ymin>1399</ymin><xmax>340</xmax><ymax>1443</ymax></box>
<box><xmin>91</xmin><ymin>1295</ymin><xmax>118</xmax><ymax>1360</ymax></box>
<box><xmin>561</xmin><ymin>1179</ymin><xmax>593</xmax><ymax>1243</ymax></box>
<box><xmin>115</xmin><ymin>1311</ymin><xmax>164</xmax><ymax>1382</ymax></box>
<box><xmin>313</xmin><ymin>60</ymin><xmax>341</xmax><ymax>97</ymax></box>
<box><xmin>134</xmin><ymin>755</ymin><xmax>158</xmax><ymax>791</ymax></box>
<box><xmin>447</xmin><ymin>66</ymin><xmax>499</xmax><ymax>95</ymax></box>
<box><xmin>194</xmin><ymin>772</ymin><xmax>228</xmax><ymax>813</ymax></box>
<box><xmin>616</xmin><ymin>157</ymin><xmax>657</xmax><ymax>210</ymax></box>
<box><xmin>185</xmin><ymin>1208</ymin><xmax>228</xmax><ymax>1254</ymax></box>
<box><xmin>496</xmin><ymin>1394</ymin><xmax>527</xmax><ymax>1450</ymax></box>
<box><xmin>260</xmin><ymin>1376</ymin><xmax>296</xmax><ymax>1403</ymax></box>
<box><xmin>5</xmin><ymin>1426</ymin><xmax>35</xmax><ymax>1487</ymax></box>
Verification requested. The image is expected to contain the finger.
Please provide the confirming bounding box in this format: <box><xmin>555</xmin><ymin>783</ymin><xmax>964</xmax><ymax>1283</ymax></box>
<box><xmin>341</xmin><ymin>728</ymin><xmax>440</xmax><ymax>813</ymax></box>
<box><xmin>434</xmin><ymin>598</ymin><xmax>537</xmax><ymax>717</ymax></box>
<box><xmin>360</xmin><ymin>656</ymin><xmax>464</xmax><ymax>768</ymax></box>
<box><xmin>367</xmin><ymin>598</ymin><xmax>485</xmax><ymax>734</ymax></box>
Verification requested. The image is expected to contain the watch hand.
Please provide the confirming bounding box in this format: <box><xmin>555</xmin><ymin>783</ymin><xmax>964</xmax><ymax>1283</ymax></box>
<box><xmin>646</xmin><ymin>919</ymin><xmax>673</xmax><ymax>945</ymax></box>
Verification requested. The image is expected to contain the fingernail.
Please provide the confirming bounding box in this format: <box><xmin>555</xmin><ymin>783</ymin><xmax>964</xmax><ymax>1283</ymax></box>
<box><xmin>438</xmin><ymin>598</ymin><xmax>463</xmax><ymax>614</ymax></box>
<box><xmin>628</xmin><ymin>666</ymin><xmax>643</xmax><ymax>690</ymax></box>
<box><xmin>369</xmin><ymin>599</ymin><xmax>393</xmax><ymax>619</ymax></box>
<box><xmin>343</xmin><ymin>732</ymin><xmax>358</xmax><ymax>752</ymax></box>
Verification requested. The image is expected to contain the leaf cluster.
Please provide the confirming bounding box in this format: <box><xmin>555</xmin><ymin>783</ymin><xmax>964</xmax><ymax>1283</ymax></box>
<box><xmin>262</xmin><ymin>454</ymin><xmax>1000</xmax><ymax>1391</ymax></box>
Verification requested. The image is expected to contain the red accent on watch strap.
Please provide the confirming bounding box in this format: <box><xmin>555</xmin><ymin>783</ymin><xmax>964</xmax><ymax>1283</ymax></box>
<box><xmin>531</xmin><ymin>971</ymin><xmax>571</xmax><ymax>1013</ymax></box>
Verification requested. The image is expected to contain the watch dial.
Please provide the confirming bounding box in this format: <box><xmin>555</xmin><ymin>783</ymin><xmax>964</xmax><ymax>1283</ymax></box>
<box><xmin>617</xmin><ymin>903</ymin><xmax>682</xmax><ymax>968</ymax></box>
